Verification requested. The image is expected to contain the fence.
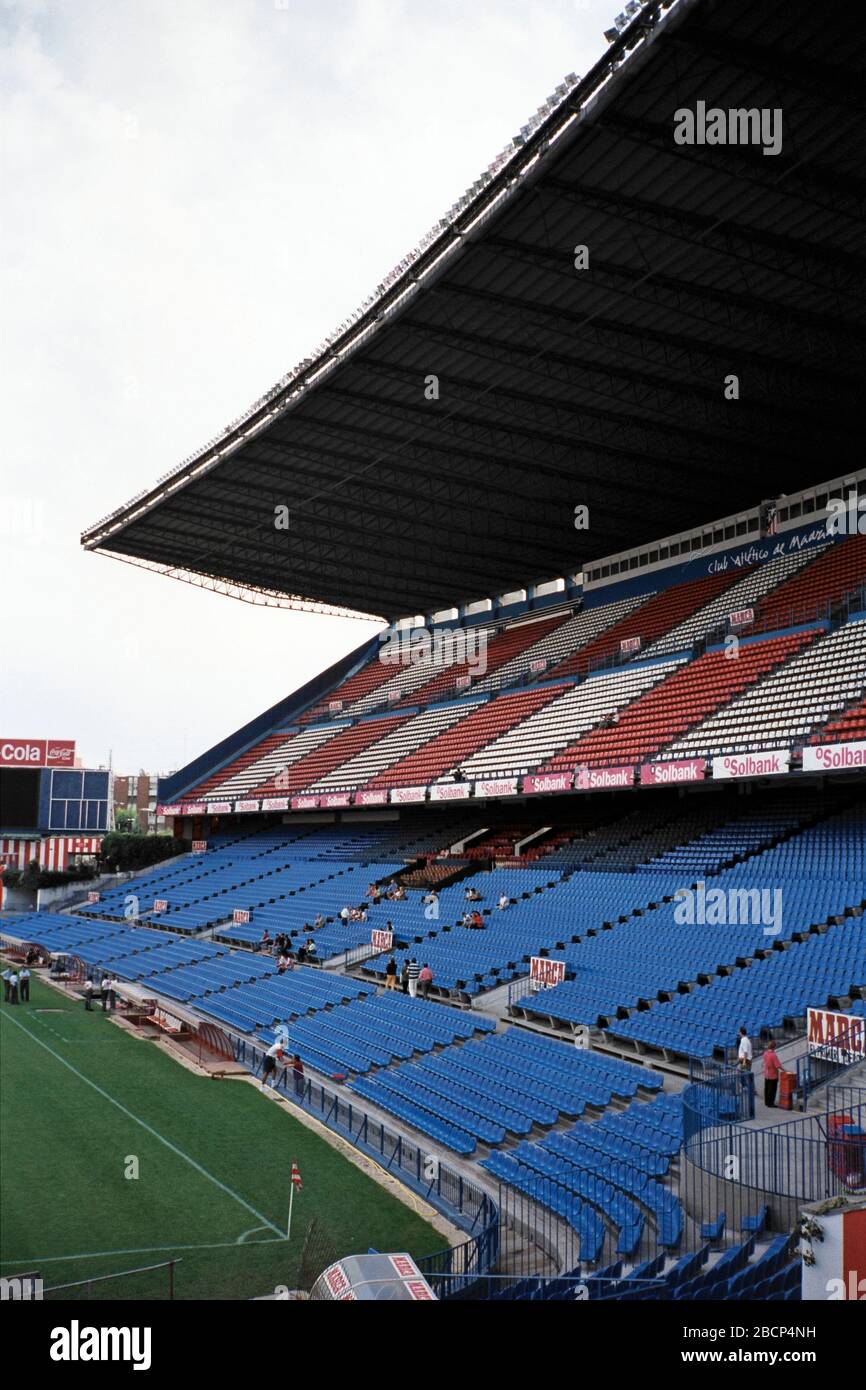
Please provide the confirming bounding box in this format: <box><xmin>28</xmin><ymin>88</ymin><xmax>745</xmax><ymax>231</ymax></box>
<box><xmin>683</xmin><ymin>1081</ymin><xmax>866</xmax><ymax>1236</ymax></box>
<box><xmin>234</xmin><ymin>1037</ymin><xmax>499</xmax><ymax>1297</ymax></box>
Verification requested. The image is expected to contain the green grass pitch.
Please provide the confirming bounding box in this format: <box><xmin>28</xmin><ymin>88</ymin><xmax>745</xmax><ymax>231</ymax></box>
<box><xmin>0</xmin><ymin>972</ymin><xmax>443</xmax><ymax>1299</ymax></box>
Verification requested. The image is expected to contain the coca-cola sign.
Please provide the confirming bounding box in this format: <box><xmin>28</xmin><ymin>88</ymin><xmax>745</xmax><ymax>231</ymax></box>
<box><xmin>0</xmin><ymin>738</ymin><xmax>76</xmax><ymax>768</ymax></box>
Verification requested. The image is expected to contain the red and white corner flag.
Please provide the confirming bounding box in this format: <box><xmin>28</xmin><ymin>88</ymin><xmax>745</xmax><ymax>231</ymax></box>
<box><xmin>287</xmin><ymin>1160</ymin><xmax>302</xmax><ymax>1240</ymax></box>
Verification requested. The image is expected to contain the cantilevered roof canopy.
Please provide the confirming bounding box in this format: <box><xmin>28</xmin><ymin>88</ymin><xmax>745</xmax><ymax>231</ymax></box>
<box><xmin>82</xmin><ymin>0</ymin><xmax>866</xmax><ymax>621</ymax></box>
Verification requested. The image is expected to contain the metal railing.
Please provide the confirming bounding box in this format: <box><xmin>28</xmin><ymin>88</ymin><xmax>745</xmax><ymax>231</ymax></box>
<box><xmin>797</xmin><ymin>1022</ymin><xmax>866</xmax><ymax>1110</ymax></box>
<box><xmin>234</xmin><ymin>1038</ymin><xmax>499</xmax><ymax>1296</ymax></box>
<box><xmin>684</xmin><ymin>1084</ymin><xmax>866</xmax><ymax>1205</ymax></box>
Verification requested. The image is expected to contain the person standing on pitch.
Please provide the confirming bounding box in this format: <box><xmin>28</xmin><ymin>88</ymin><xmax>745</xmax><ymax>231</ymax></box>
<box><xmin>84</xmin><ymin>977</ymin><xmax>94</xmax><ymax>1011</ymax></box>
<box><xmin>19</xmin><ymin>966</ymin><xmax>30</xmax><ymax>1003</ymax></box>
<box><xmin>2</xmin><ymin>967</ymin><xmax>11</xmax><ymax>1003</ymax></box>
<box><xmin>101</xmin><ymin>974</ymin><xmax>112</xmax><ymax>1011</ymax></box>
<box><xmin>407</xmin><ymin>958</ymin><xmax>420</xmax><ymax>998</ymax></box>
<box><xmin>8</xmin><ymin>970</ymin><xmax>19</xmax><ymax>1004</ymax></box>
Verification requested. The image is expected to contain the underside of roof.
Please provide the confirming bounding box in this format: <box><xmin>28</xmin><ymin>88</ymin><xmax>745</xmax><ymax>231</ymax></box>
<box><xmin>82</xmin><ymin>0</ymin><xmax>866</xmax><ymax>622</ymax></box>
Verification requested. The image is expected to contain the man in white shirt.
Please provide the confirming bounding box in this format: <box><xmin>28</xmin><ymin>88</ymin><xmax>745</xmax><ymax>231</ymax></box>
<box><xmin>261</xmin><ymin>1043</ymin><xmax>285</xmax><ymax>1089</ymax></box>
<box><xmin>101</xmin><ymin>974</ymin><xmax>112</xmax><ymax>1011</ymax></box>
<box><xmin>737</xmin><ymin>1028</ymin><xmax>753</xmax><ymax>1069</ymax></box>
<box><xmin>497</xmin><ymin>893</ymin><xmax>510</xmax><ymax>911</ymax></box>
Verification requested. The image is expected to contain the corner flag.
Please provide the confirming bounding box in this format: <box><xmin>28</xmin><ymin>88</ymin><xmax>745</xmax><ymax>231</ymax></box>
<box><xmin>291</xmin><ymin>1161</ymin><xmax>303</xmax><ymax>1190</ymax></box>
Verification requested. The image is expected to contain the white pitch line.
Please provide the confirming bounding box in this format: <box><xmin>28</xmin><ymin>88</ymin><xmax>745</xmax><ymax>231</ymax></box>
<box><xmin>0</xmin><ymin>1009</ymin><xmax>284</xmax><ymax>1240</ymax></box>
<box><xmin>236</xmin><ymin>1225</ymin><xmax>271</xmax><ymax>1245</ymax></box>
<box><xmin>1</xmin><ymin>1237</ymin><xmax>288</xmax><ymax>1267</ymax></box>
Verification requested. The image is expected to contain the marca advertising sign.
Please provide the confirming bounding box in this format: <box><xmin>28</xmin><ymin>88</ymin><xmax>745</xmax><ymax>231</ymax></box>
<box><xmin>455</xmin><ymin>675</ymin><xmax>472</xmax><ymax>690</ymax></box>
<box><xmin>473</xmin><ymin>777</ymin><xmax>519</xmax><ymax>798</ymax></box>
<box><xmin>807</xmin><ymin>1007</ymin><xmax>866</xmax><ymax>1063</ymax></box>
<box><xmin>389</xmin><ymin>786</ymin><xmax>427</xmax><ymax>804</ymax></box>
<box><xmin>232</xmin><ymin>909</ymin><xmax>251</xmax><ymax>925</ymax></box>
<box><xmin>802</xmin><ymin>741</ymin><xmax>866</xmax><ymax>774</ymax></box>
<box><xmin>191</xmin><ymin>840</ymin><xmax>208</xmax><ymax>852</ymax></box>
<box><xmin>620</xmin><ymin>636</ymin><xmax>642</xmax><ymax>656</ymax></box>
<box><xmin>86</xmin><ymin>891</ymin><xmax>100</xmax><ymax>904</ymax></box>
<box><xmin>640</xmin><ymin>759</ymin><xmax>706</xmax><ymax>786</ymax></box>
<box><xmin>353</xmin><ymin>789</ymin><xmax>390</xmax><ymax>807</ymax></box>
<box><xmin>322</xmin><ymin>1263</ymin><xmax>355</xmax><ymax>1301</ymax></box>
<box><xmin>575</xmin><ymin>765</ymin><xmax>635</xmax><ymax>791</ymax></box>
<box><xmin>429</xmin><ymin>783</ymin><xmax>471</xmax><ymax>801</ymax></box>
<box><xmin>234</xmin><ymin>800</ymin><xmax>260</xmax><ymax>813</ymax></box>
<box><xmin>529</xmin><ymin>658</ymin><xmax>548</xmax><ymax>673</ymax></box>
<box><xmin>371</xmin><ymin>929</ymin><xmax>393</xmax><ymax>951</ymax></box>
<box><xmin>712</xmin><ymin>750</ymin><xmax>789</xmax><ymax>779</ymax></box>
<box><xmin>321</xmin><ymin>792</ymin><xmax>351</xmax><ymax>808</ymax></box>
<box><xmin>261</xmin><ymin>797</ymin><xmax>289</xmax><ymax>812</ymax></box>
<box><xmin>388</xmin><ymin>1255</ymin><xmax>436</xmax><ymax>1301</ymax></box>
<box><xmin>530</xmin><ymin>957</ymin><xmax>566</xmax><ymax>990</ymax></box>
<box><xmin>291</xmin><ymin>795</ymin><xmax>319</xmax><ymax>810</ymax></box>
<box><xmin>0</xmin><ymin>738</ymin><xmax>76</xmax><ymax>768</ymax></box>
<box><xmin>153</xmin><ymin>899</ymin><xmax>168</xmax><ymax>912</ymax></box>
<box><xmin>728</xmin><ymin>607</ymin><xmax>755</xmax><ymax>628</ymax></box>
<box><xmin>522</xmin><ymin>771</ymin><xmax>573</xmax><ymax>795</ymax></box>
<box><xmin>328</xmin><ymin>700</ymin><xmax>344</xmax><ymax>713</ymax></box>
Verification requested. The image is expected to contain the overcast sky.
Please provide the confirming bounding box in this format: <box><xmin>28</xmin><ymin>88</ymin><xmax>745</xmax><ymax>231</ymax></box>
<box><xmin>1</xmin><ymin>0</ymin><xmax>615</xmax><ymax>774</ymax></box>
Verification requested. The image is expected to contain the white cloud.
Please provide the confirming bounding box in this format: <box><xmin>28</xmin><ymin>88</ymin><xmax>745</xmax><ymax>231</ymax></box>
<box><xmin>1</xmin><ymin>0</ymin><xmax>613</xmax><ymax>772</ymax></box>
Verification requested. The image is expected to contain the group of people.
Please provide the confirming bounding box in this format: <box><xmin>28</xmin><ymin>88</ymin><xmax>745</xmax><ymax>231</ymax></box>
<box><xmin>338</xmin><ymin>905</ymin><xmax>368</xmax><ymax>925</ymax></box>
<box><xmin>381</xmin><ymin>880</ymin><xmax>406</xmax><ymax>902</ymax></box>
<box><xmin>737</xmin><ymin>1027</ymin><xmax>783</xmax><ymax>1108</ymax></box>
<box><xmin>84</xmin><ymin>975</ymin><xmax>120</xmax><ymax>1011</ymax></box>
<box><xmin>461</xmin><ymin>908</ymin><xmax>485</xmax><ymax>929</ymax></box>
<box><xmin>259</xmin><ymin>928</ymin><xmax>319</xmax><ymax>968</ymax></box>
<box><xmin>384</xmin><ymin>956</ymin><xmax>433</xmax><ymax>998</ymax></box>
<box><xmin>2</xmin><ymin>966</ymin><xmax>31</xmax><ymax>1004</ymax></box>
<box><xmin>261</xmin><ymin>1045</ymin><xmax>305</xmax><ymax>1094</ymax></box>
